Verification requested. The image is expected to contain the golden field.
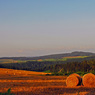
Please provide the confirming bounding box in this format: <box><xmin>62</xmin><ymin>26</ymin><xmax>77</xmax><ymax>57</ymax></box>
<box><xmin>0</xmin><ymin>68</ymin><xmax>94</xmax><ymax>95</ymax></box>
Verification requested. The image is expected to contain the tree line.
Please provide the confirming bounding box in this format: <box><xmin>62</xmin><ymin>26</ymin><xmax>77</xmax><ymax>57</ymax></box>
<box><xmin>49</xmin><ymin>59</ymin><xmax>95</xmax><ymax>75</ymax></box>
<box><xmin>0</xmin><ymin>59</ymin><xmax>95</xmax><ymax>75</ymax></box>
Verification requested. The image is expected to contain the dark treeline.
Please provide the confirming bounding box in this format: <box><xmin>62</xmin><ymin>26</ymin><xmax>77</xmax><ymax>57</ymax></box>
<box><xmin>50</xmin><ymin>59</ymin><xmax>95</xmax><ymax>74</ymax></box>
<box><xmin>0</xmin><ymin>61</ymin><xmax>59</xmax><ymax>71</ymax></box>
<box><xmin>0</xmin><ymin>59</ymin><xmax>95</xmax><ymax>75</ymax></box>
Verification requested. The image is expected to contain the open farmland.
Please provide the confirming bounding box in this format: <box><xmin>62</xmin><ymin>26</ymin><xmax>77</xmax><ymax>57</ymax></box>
<box><xmin>62</xmin><ymin>55</ymin><xmax>87</xmax><ymax>60</ymax></box>
<box><xmin>0</xmin><ymin>55</ymin><xmax>88</xmax><ymax>64</ymax></box>
<box><xmin>0</xmin><ymin>68</ymin><xmax>94</xmax><ymax>95</ymax></box>
<box><xmin>37</xmin><ymin>56</ymin><xmax>88</xmax><ymax>62</ymax></box>
<box><xmin>0</xmin><ymin>59</ymin><xmax>27</xmax><ymax>64</ymax></box>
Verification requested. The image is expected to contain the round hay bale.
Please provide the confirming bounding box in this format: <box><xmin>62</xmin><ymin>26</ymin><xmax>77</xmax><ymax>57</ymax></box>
<box><xmin>69</xmin><ymin>73</ymin><xmax>82</xmax><ymax>83</ymax></box>
<box><xmin>66</xmin><ymin>74</ymin><xmax>80</xmax><ymax>87</ymax></box>
<box><xmin>83</xmin><ymin>73</ymin><xmax>95</xmax><ymax>87</ymax></box>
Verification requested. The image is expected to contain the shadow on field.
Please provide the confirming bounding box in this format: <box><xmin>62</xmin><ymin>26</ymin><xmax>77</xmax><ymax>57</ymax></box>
<box><xmin>13</xmin><ymin>87</ymin><xmax>95</xmax><ymax>95</ymax></box>
<box><xmin>86</xmin><ymin>90</ymin><xmax>95</xmax><ymax>95</ymax></box>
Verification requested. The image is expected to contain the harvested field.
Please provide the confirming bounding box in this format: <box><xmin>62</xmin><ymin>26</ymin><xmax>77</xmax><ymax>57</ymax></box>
<box><xmin>0</xmin><ymin>68</ymin><xmax>94</xmax><ymax>95</ymax></box>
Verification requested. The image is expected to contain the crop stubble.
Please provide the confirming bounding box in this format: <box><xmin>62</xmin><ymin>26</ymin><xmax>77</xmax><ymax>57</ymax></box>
<box><xmin>0</xmin><ymin>68</ymin><xmax>94</xmax><ymax>95</ymax></box>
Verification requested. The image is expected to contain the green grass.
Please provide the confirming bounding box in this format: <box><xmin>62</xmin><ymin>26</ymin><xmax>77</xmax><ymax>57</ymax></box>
<box><xmin>0</xmin><ymin>88</ymin><xmax>15</xmax><ymax>95</ymax></box>
<box><xmin>44</xmin><ymin>70</ymin><xmax>51</xmax><ymax>73</ymax></box>
<box><xmin>37</xmin><ymin>56</ymin><xmax>88</xmax><ymax>62</ymax></box>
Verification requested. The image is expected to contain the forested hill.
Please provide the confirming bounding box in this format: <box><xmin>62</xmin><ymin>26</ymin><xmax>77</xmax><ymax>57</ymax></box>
<box><xmin>0</xmin><ymin>51</ymin><xmax>95</xmax><ymax>60</ymax></box>
<box><xmin>0</xmin><ymin>51</ymin><xmax>95</xmax><ymax>74</ymax></box>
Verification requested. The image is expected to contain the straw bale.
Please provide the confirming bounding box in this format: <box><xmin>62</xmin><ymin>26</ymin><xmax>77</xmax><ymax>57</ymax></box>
<box><xmin>66</xmin><ymin>74</ymin><xmax>80</xmax><ymax>87</ymax></box>
<box><xmin>69</xmin><ymin>73</ymin><xmax>82</xmax><ymax>83</ymax></box>
<box><xmin>82</xmin><ymin>73</ymin><xmax>95</xmax><ymax>87</ymax></box>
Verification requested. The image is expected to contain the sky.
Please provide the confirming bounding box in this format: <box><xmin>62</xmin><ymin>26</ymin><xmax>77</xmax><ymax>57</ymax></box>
<box><xmin>0</xmin><ymin>0</ymin><xmax>95</xmax><ymax>57</ymax></box>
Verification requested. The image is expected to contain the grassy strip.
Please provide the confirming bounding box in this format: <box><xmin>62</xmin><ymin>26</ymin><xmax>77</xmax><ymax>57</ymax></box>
<box><xmin>0</xmin><ymin>88</ymin><xmax>15</xmax><ymax>95</ymax></box>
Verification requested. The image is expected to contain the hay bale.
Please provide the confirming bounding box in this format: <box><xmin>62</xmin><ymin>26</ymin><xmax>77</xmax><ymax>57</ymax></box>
<box><xmin>66</xmin><ymin>73</ymin><xmax>81</xmax><ymax>87</ymax></box>
<box><xmin>82</xmin><ymin>73</ymin><xmax>95</xmax><ymax>87</ymax></box>
<box><xmin>69</xmin><ymin>73</ymin><xmax>82</xmax><ymax>83</ymax></box>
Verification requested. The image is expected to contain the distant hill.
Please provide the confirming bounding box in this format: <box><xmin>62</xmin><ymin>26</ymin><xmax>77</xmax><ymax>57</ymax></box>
<box><xmin>31</xmin><ymin>51</ymin><xmax>95</xmax><ymax>60</ymax></box>
<box><xmin>0</xmin><ymin>51</ymin><xmax>95</xmax><ymax>72</ymax></box>
<box><xmin>0</xmin><ymin>51</ymin><xmax>95</xmax><ymax>60</ymax></box>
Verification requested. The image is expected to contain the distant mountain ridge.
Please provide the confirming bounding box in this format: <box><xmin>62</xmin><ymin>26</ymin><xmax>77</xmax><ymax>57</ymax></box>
<box><xmin>0</xmin><ymin>51</ymin><xmax>95</xmax><ymax>60</ymax></box>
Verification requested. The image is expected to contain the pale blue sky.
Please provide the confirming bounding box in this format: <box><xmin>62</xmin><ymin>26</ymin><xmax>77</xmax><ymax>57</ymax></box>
<box><xmin>0</xmin><ymin>0</ymin><xmax>95</xmax><ymax>57</ymax></box>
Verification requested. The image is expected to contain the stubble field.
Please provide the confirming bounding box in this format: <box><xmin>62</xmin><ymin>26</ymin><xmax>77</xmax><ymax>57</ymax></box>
<box><xmin>0</xmin><ymin>68</ymin><xmax>94</xmax><ymax>95</ymax></box>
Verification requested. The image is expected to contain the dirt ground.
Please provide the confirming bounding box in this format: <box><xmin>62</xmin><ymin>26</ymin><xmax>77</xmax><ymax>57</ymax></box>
<box><xmin>0</xmin><ymin>68</ymin><xmax>94</xmax><ymax>95</ymax></box>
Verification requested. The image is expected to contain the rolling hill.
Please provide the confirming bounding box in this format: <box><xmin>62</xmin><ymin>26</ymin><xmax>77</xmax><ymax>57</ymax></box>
<box><xmin>0</xmin><ymin>51</ymin><xmax>95</xmax><ymax>73</ymax></box>
<box><xmin>0</xmin><ymin>51</ymin><xmax>95</xmax><ymax>60</ymax></box>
